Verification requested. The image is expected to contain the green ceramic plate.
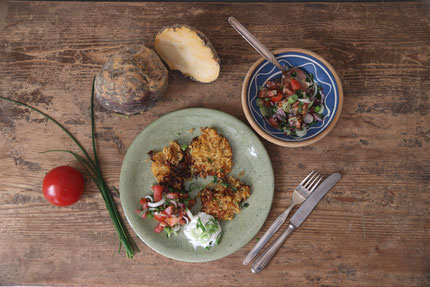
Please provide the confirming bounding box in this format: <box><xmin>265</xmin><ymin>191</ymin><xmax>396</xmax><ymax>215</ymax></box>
<box><xmin>120</xmin><ymin>108</ymin><xmax>274</xmax><ymax>262</ymax></box>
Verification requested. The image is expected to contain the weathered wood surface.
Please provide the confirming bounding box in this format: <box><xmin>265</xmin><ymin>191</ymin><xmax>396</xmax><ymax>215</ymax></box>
<box><xmin>0</xmin><ymin>1</ymin><xmax>429</xmax><ymax>286</ymax></box>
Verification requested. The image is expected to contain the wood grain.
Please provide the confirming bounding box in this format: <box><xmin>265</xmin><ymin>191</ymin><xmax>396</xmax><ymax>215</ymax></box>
<box><xmin>1</xmin><ymin>1</ymin><xmax>429</xmax><ymax>286</ymax></box>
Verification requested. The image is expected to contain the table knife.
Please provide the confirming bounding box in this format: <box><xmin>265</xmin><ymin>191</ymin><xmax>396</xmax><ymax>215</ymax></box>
<box><xmin>251</xmin><ymin>173</ymin><xmax>341</xmax><ymax>273</ymax></box>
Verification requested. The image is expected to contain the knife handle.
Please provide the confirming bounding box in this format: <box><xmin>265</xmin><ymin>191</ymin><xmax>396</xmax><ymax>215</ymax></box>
<box><xmin>251</xmin><ymin>223</ymin><xmax>296</xmax><ymax>273</ymax></box>
<box><xmin>243</xmin><ymin>203</ymin><xmax>294</xmax><ymax>265</ymax></box>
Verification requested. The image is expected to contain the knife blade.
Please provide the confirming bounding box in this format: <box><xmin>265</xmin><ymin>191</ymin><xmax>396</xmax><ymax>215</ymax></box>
<box><xmin>290</xmin><ymin>172</ymin><xmax>341</xmax><ymax>228</ymax></box>
<box><xmin>251</xmin><ymin>172</ymin><xmax>342</xmax><ymax>273</ymax></box>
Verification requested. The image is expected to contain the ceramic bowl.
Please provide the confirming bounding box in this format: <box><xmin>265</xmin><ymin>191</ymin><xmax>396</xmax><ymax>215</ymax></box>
<box><xmin>242</xmin><ymin>48</ymin><xmax>343</xmax><ymax>147</ymax></box>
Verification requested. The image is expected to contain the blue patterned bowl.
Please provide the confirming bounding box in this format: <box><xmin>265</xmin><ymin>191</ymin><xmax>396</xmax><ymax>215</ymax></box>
<box><xmin>241</xmin><ymin>48</ymin><xmax>343</xmax><ymax>147</ymax></box>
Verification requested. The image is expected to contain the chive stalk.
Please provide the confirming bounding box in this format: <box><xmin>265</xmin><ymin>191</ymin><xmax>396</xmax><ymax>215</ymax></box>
<box><xmin>0</xmin><ymin>78</ymin><xmax>139</xmax><ymax>258</ymax></box>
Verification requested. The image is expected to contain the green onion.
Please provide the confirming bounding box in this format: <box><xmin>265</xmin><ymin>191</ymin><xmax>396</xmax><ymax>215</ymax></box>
<box><xmin>288</xmin><ymin>94</ymin><xmax>298</xmax><ymax>104</ymax></box>
<box><xmin>164</xmin><ymin>226</ymin><xmax>177</xmax><ymax>238</ymax></box>
<box><xmin>216</xmin><ymin>231</ymin><xmax>223</xmax><ymax>245</ymax></box>
<box><xmin>0</xmin><ymin>78</ymin><xmax>139</xmax><ymax>258</ymax></box>
<box><xmin>314</xmin><ymin>105</ymin><xmax>322</xmax><ymax>113</ymax></box>
<box><xmin>197</xmin><ymin>217</ymin><xmax>206</xmax><ymax>232</ymax></box>
<box><xmin>181</xmin><ymin>144</ymin><xmax>188</xmax><ymax>151</ymax></box>
<box><xmin>200</xmin><ymin>232</ymin><xmax>210</xmax><ymax>241</ymax></box>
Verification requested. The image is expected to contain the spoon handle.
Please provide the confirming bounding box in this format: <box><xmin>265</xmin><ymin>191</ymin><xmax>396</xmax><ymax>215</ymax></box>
<box><xmin>228</xmin><ymin>17</ymin><xmax>283</xmax><ymax>72</ymax></box>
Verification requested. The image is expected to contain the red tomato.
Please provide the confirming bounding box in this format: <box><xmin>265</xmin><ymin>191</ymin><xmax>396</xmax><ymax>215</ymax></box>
<box><xmin>271</xmin><ymin>94</ymin><xmax>283</xmax><ymax>103</ymax></box>
<box><xmin>141</xmin><ymin>210</ymin><xmax>148</xmax><ymax>219</ymax></box>
<box><xmin>153</xmin><ymin>212</ymin><xmax>167</xmax><ymax>222</ymax></box>
<box><xmin>290</xmin><ymin>78</ymin><xmax>301</xmax><ymax>92</ymax></box>
<box><xmin>166</xmin><ymin>193</ymin><xmax>180</xmax><ymax>199</ymax></box>
<box><xmin>42</xmin><ymin>166</ymin><xmax>84</xmax><ymax>206</ymax></box>
<box><xmin>268</xmin><ymin>117</ymin><xmax>279</xmax><ymax>128</ymax></box>
<box><xmin>266</xmin><ymin>81</ymin><xmax>277</xmax><ymax>89</ymax></box>
<box><xmin>164</xmin><ymin>205</ymin><xmax>175</xmax><ymax>216</ymax></box>
<box><xmin>139</xmin><ymin>198</ymin><xmax>148</xmax><ymax>209</ymax></box>
<box><xmin>166</xmin><ymin>216</ymin><xmax>182</xmax><ymax>227</ymax></box>
<box><xmin>154</xmin><ymin>222</ymin><xmax>167</xmax><ymax>233</ymax></box>
<box><xmin>151</xmin><ymin>185</ymin><xmax>164</xmax><ymax>202</ymax></box>
<box><xmin>258</xmin><ymin>90</ymin><xmax>268</xmax><ymax>98</ymax></box>
<box><xmin>283</xmin><ymin>87</ymin><xmax>294</xmax><ymax>97</ymax></box>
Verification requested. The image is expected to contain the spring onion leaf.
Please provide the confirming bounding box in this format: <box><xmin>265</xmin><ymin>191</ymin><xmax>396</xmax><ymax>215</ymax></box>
<box><xmin>0</xmin><ymin>78</ymin><xmax>139</xmax><ymax>258</ymax></box>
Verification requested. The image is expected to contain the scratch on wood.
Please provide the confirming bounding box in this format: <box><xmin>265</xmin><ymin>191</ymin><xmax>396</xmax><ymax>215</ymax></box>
<box><xmin>361</xmin><ymin>213</ymin><xmax>366</xmax><ymax>239</ymax></box>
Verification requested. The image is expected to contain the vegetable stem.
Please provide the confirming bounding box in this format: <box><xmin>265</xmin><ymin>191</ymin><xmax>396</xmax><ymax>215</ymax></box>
<box><xmin>0</xmin><ymin>78</ymin><xmax>139</xmax><ymax>258</ymax></box>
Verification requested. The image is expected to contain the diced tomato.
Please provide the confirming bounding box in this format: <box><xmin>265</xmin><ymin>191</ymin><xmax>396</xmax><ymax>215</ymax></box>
<box><xmin>187</xmin><ymin>199</ymin><xmax>196</xmax><ymax>208</ymax></box>
<box><xmin>166</xmin><ymin>216</ymin><xmax>182</xmax><ymax>227</ymax></box>
<box><xmin>166</xmin><ymin>193</ymin><xmax>181</xmax><ymax>199</ymax></box>
<box><xmin>271</xmin><ymin>94</ymin><xmax>283</xmax><ymax>103</ymax></box>
<box><xmin>153</xmin><ymin>211</ymin><xmax>167</xmax><ymax>222</ymax></box>
<box><xmin>283</xmin><ymin>87</ymin><xmax>294</xmax><ymax>97</ymax></box>
<box><xmin>263</xmin><ymin>100</ymin><xmax>271</xmax><ymax>107</ymax></box>
<box><xmin>154</xmin><ymin>222</ymin><xmax>167</xmax><ymax>233</ymax></box>
<box><xmin>259</xmin><ymin>90</ymin><xmax>269</xmax><ymax>98</ymax></box>
<box><xmin>164</xmin><ymin>205</ymin><xmax>175</xmax><ymax>216</ymax></box>
<box><xmin>151</xmin><ymin>185</ymin><xmax>164</xmax><ymax>202</ymax></box>
<box><xmin>141</xmin><ymin>210</ymin><xmax>148</xmax><ymax>219</ymax></box>
<box><xmin>139</xmin><ymin>198</ymin><xmax>149</xmax><ymax>209</ymax></box>
<box><xmin>268</xmin><ymin>117</ymin><xmax>279</xmax><ymax>128</ymax></box>
<box><xmin>179</xmin><ymin>219</ymin><xmax>186</xmax><ymax>225</ymax></box>
<box><xmin>290</xmin><ymin>78</ymin><xmax>301</xmax><ymax>92</ymax></box>
<box><xmin>260</xmin><ymin>90</ymin><xmax>277</xmax><ymax>98</ymax></box>
<box><xmin>266</xmin><ymin>81</ymin><xmax>277</xmax><ymax>89</ymax></box>
<box><xmin>277</xmin><ymin>100</ymin><xmax>286</xmax><ymax>108</ymax></box>
<box><xmin>179</xmin><ymin>193</ymin><xmax>189</xmax><ymax>199</ymax></box>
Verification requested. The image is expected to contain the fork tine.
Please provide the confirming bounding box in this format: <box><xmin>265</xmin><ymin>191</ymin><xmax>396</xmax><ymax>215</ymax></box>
<box><xmin>299</xmin><ymin>170</ymin><xmax>315</xmax><ymax>187</ymax></box>
<box><xmin>309</xmin><ymin>175</ymin><xmax>323</xmax><ymax>192</ymax></box>
<box><xmin>303</xmin><ymin>172</ymin><xmax>318</xmax><ymax>188</ymax></box>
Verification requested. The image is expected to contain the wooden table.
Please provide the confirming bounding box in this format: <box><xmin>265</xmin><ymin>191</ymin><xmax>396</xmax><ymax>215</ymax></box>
<box><xmin>1</xmin><ymin>1</ymin><xmax>429</xmax><ymax>286</ymax></box>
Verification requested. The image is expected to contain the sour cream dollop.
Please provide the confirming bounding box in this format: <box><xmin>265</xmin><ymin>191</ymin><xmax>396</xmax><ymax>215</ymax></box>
<box><xmin>184</xmin><ymin>212</ymin><xmax>222</xmax><ymax>249</ymax></box>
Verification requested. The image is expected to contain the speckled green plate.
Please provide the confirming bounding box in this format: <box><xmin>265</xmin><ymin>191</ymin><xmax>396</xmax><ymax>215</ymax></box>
<box><xmin>120</xmin><ymin>108</ymin><xmax>274</xmax><ymax>262</ymax></box>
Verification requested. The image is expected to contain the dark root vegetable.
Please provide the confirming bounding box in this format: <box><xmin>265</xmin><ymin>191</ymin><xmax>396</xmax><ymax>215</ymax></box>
<box><xmin>95</xmin><ymin>46</ymin><xmax>168</xmax><ymax>115</ymax></box>
<box><xmin>154</xmin><ymin>25</ymin><xmax>220</xmax><ymax>83</ymax></box>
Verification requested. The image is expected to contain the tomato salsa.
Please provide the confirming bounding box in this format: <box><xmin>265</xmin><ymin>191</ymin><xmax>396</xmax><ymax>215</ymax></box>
<box><xmin>256</xmin><ymin>68</ymin><xmax>325</xmax><ymax>138</ymax></box>
<box><xmin>136</xmin><ymin>185</ymin><xmax>196</xmax><ymax>238</ymax></box>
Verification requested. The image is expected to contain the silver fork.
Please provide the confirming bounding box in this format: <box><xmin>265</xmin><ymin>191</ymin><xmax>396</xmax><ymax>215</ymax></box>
<box><xmin>243</xmin><ymin>171</ymin><xmax>323</xmax><ymax>265</ymax></box>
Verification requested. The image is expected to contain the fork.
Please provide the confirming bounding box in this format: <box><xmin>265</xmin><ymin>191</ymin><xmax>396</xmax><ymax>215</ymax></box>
<box><xmin>243</xmin><ymin>171</ymin><xmax>323</xmax><ymax>265</ymax></box>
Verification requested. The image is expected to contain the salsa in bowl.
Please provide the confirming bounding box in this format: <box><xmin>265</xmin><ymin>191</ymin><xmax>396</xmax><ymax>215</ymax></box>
<box><xmin>242</xmin><ymin>48</ymin><xmax>343</xmax><ymax>147</ymax></box>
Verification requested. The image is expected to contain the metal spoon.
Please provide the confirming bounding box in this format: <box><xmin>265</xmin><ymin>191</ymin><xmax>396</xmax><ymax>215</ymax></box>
<box><xmin>228</xmin><ymin>16</ymin><xmax>285</xmax><ymax>72</ymax></box>
<box><xmin>228</xmin><ymin>16</ymin><xmax>316</xmax><ymax>96</ymax></box>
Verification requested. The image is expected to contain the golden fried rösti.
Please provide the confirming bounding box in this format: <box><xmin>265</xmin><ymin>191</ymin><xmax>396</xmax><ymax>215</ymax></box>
<box><xmin>190</xmin><ymin>127</ymin><xmax>232</xmax><ymax>178</ymax></box>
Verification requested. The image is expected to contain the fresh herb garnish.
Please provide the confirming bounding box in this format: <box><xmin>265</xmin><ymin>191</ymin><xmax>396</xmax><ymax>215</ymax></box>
<box><xmin>216</xmin><ymin>231</ymin><xmax>223</xmax><ymax>245</ymax></box>
<box><xmin>197</xmin><ymin>217</ymin><xmax>206</xmax><ymax>232</ymax></box>
<box><xmin>291</xmin><ymin>71</ymin><xmax>297</xmax><ymax>77</ymax></box>
<box><xmin>0</xmin><ymin>79</ymin><xmax>139</xmax><ymax>258</ymax></box>
<box><xmin>164</xmin><ymin>226</ymin><xmax>177</xmax><ymax>238</ymax></box>
<box><xmin>243</xmin><ymin>203</ymin><xmax>249</xmax><ymax>208</ymax></box>
<box><xmin>181</xmin><ymin>144</ymin><xmax>188</xmax><ymax>151</ymax></box>
<box><xmin>256</xmin><ymin>237</ymin><xmax>260</xmax><ymax>242</ymax></box>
